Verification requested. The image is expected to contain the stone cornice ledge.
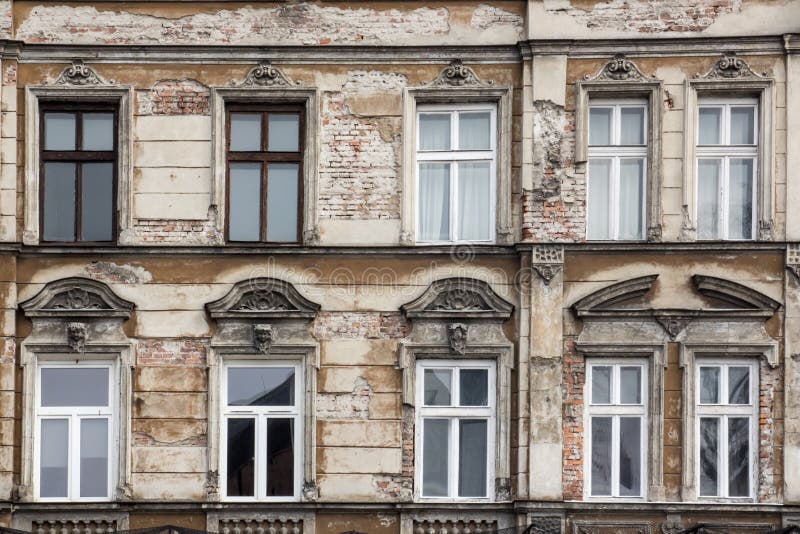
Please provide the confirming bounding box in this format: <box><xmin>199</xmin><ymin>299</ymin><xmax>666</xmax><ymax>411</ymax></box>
<box><xmin>520</xmin><ymin>35</ymin><xmax>787</xmax><ymax>57</ymax></box>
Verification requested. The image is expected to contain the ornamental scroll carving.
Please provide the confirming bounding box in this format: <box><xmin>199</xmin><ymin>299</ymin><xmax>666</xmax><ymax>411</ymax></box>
<box><xmin>236</xmin><ymin>61</ymin><xmax>299</xmax><ymax>87</ymax></box>
<box><xmin>584</xmin><ymin>54</ymin><xmax>653</xmax><ymax>82</ymax></box>
<box><xmin>425</xmin><ymin>59</ymin><xmax>494</xmax><ymax>87</ymax></box>
<box><xmin>54</xmin><ymin>60</ymin><xmax>108</xmax><ymax>86</ymax></box>
<box><xmin>695</xmin><ymin>52</ymin><xmax>767</xmax><ymax>80</ymax></box>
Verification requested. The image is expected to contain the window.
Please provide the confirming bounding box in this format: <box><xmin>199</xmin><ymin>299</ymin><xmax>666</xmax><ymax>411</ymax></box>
<box><xmin>40</xmin><ymin>105</ymin><xmax>117</xmax><ymax>243</ymax></box>
<box><xmin>35</xmin><ymin>362</ymin><xmax>115</xmax><ymax>501</ymax></box>
<box><xmin>226</xmin><ymin>105</ymin><xmax>303</xmax><ymax>243</ymax></box>
<box><xmin>586</xmin><ymin>100</ymin><xmax>647</xmax><ymax>240</ymax></box>
<box><xmin>415</xmin><ymin>104</ymin><xmax>496</xmax><ymax>243</ymax></box>
<box><xmin>416</xmin><ymin>360</ymin><xmax>495</xmax><ymax>500</ymax></box>
<box><xmin>696</xmin><ymin>360</ymin><xmax>757</xmax><ymax>498</ymax></box>
<box><xmin>585</xmin><ymin>360</ymin><xmax>647</xmax><ymax>499</ymax></box>
<box><xmin>696</xmin><ymin>98</ymin><xmax>758</xmax><ymax>240</ymax></box>
<box><xmin>222</xmin><ymin>362</ymin><xmax>302</xmax><ymax>500</ymax></box>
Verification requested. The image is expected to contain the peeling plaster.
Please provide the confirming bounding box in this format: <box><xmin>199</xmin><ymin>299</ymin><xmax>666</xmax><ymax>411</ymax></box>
<box><xmin>317</xmin><ymin>376</ymin><xmax>373</xmax><ymax>419</ymax></box>
<box><xmin>85</xmin><ymin>261</ymin><xmax>153</xmax><ymax>284</ymax></box>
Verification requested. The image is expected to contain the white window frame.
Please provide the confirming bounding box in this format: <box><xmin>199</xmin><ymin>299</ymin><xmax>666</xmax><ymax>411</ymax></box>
<box><xmin>415</xmin><ymin>359</ymin><xmax>496</xmax><ymax>501</ymax></box>
<box><xmin>414</xmin><ymin>103</ymin><xmax>497</xmax><ymax>244</ymax></box>
<box><xmin>220</xmin><ymin>360</ymin><xmax>303</xmax><ymax>502</ymax></box>
<box><xmin>695</xmin><ymin>97</ymin><xmax>759</xmax><ymax>241</ymax></box>
<box><xmin>33</xmin><ymin>360</ymin><xmax>117</xmax><ymax>502</ymax></box>
<box><xmin>694</xmin><ymin>358</ymin><xmax>758</xmax><ymax>500</ymax></box>
<box><xmin>584</xmin><ymin>358</ymin><xmax>648</xmax><ymax>501</ymax></box>
<box><xmin>586</xmin><ymin>99</ymin><xmax>648</xmax><ymax>241</ymax></box>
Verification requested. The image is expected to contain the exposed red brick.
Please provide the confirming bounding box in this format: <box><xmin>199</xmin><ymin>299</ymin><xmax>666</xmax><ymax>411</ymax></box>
<box><xmin>313</xmin><ymin>312</ymin><xmax>409</xmax><ymax>340</ymax></box>
<box><xmin>136</xmin><ymin>339</ymin><xmax>207</xmax><ymax>366</ymax></box>
<box><xmin>138</xmin><ymin>79</ymin><xmax>210</xmax><ymax>116</ymax></box>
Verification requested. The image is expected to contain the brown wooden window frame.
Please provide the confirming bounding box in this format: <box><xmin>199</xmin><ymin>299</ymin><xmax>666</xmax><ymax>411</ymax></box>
<box><xmin>39</xmin><ymin>102</ymin><xmax>119</xmax><ymax>245</ymax></box>
<box><xmin>225</xmin><ymin>104</ymin><xmax>305</xmax><ymax>245</ymax></box>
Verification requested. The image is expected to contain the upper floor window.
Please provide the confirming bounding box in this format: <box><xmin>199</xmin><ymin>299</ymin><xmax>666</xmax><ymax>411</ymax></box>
<box><xmin>585</xmin><ymin>360</ymin><xmax>647</xmax><ymax>499</ymax></box>
<box><xmin>36</xmin><ymin>362</ymin><xmax>115</xmax><ymax>501</ymax></box>
<box><xmin>696</xmin><ymin>360</ymin><xmax>757</xmax><ymax>498</ymax></box>
<box><xmin>416</xmin><ymin>360</ymin><xmax>496</xmax><ymax>500</ymax></box>
<box><xmin>416</xmin><ymin>104</ymin><xmax>496</xmax><ymax>243</ymax></box>
<box><xmin>226</xmin><ymin>105</ymin><xmax>303</xmax><ymax>243</ymax></box>
<box><xmin>222</xmin><ymin>361</ymin><xmax>302</xmax><ymax>500</ymax></box>
<box><xmin>696</xmin><ymin>98</ymin><xmax>758</xmax><ymax>240</ymax></box>
<box><xmin>40</xmin><ymin>106</ymin><xmax>117</xmax><ymax>243</ymax></box>
<box><xmin>587</xmin><ymin>100</ymin><xmax>647</xmax><ymax>241</ymax></box>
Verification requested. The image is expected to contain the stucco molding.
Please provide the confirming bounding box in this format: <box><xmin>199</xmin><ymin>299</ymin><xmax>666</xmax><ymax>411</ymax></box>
<box><xmin>583</xmin><ymin>54</ymin><xmax>655</xmax><ymax>83</ymax></box>
<box><xmin>401</xmin><ymin>277</ymin><xmax>514</xmax><ymax>320</ymax></box>
<box><xmin>206</xmin><ymin>277</ymin><xmax>320</xmax><ymax>320</ymax></box>
<box><xmin>20</xmin><ymin>277</ymin><xmax>134</xmax><ymax>319</ymax></box>
<box><xmin>694</xmin><ymin>52</ymin><xmax>769</xmax><ymax>81</ymax></box>
<box><xmin>233</xmin><ymin>60</ymin><xmax>300</xmax><ymax>88</ymax></box>
<box><xmin>424</xmin><ymin>59</ymin><xmax>495</xmax><ymax>88</ymax></box>
<box><xmin>51</xmin><ymin>59</ymin><xmax>110</xmax><ymax>86</ymax></box>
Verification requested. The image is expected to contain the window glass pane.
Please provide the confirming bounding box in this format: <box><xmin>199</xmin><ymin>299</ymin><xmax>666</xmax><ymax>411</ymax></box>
<box><xmin>268</xmin><ymin>114</ymin><xmax>300</xmax><ymax>152</ymax></box>
<box><xmin>81</xmin><ymin>162</ymin><xmax>114</xmax><ymax>242</ymax></box>
<box><xmin>229</xmin><ymin>162</ymin><xmax>262</xmax><ymax>241</ymax></box>
<box><xmin>227</xmin><ymin>367</ymin><xmax>295</xmax><ymax>406</ymax></box>
<box><xmin>424</xmin><ymin>369</ymin><xmax>451</xmax><ymax>406</ymax></box>
<box><xmin>728</xmin><ymin>158</ymin><xmax>754</xmax><ymax>240</ymax></box>
<box><xmin>43</xmin><ymin>162</ymin><xmax>76</xmax><ymax>242</ymax></box>
<box><xmin>698</xmin><ymin>107</ymin><xmax>722</xmax><ymax>144</ymax></box>
<box><xmin>699</xmin><ymin>417</ymin><xmax>719</xmax><ymax>496</ymax></box>
<box><xmin>422</xmin><ymin>418</ymin><xmax>449</xmax><ymax>496</ymax></box>
<box><xmin>590</xmin><ymin>416</ymin><xmax>612</xmax><ymax>495</ymax></box>
<box><xmin>266</xmin><ymin>418</ymin><xmax>294</xmax><ymax>496</ymax></box>
<box><xmin>40</xmin><ymin>418</ymin><xmax>69</xmax><ymax>498</ymax></box>
<box><xmin>41</xmin><ymin>367</ymin><xmax>109</xmax><ymax>407</ymax></box>
<box><xmin>230</xmin><ymin>113</ymin><xmax>261</xmax><ymax>151</ymax></box>
<box><xmin>620</xmin><ymin>366</ymin><xmax>642</xmax><ymax>404</ymax></box>
<box><xmin>587</xmin><ymin>159</ymin><xmax>611</xmax><ymax>240</ymax></box>
<box><xmin>730</xmin><ymin>107</ymin><xmax>755</xmax><ymax>145</ymax></box>
<box><xmin>458</xmin><ymin>419</ymin><xmax>488</xmax><ymax>497</ymax></box>
<box><xmin>419</xmin><ymin>114</ymin><xmax>451</xmax><ymax>151</ymax></box>
<box><xmin>226</xmin><ymin>418</ymin><xmax>255</xmax><ymax>497</ymax></box>
<box><xmin>44</xmin><ymin>112</ymin><xmax>76</xmax><ymax>151</ymax></box>
<box><xmin>82</xmin><ymin>113</ymin><xmax>114</xmax><ymax>151</ymax></box>
<box><xmin>418</xmin><ymin>163</ymin><xmax>450</xmax><ymax>241</ymax></box>
<box><xmin>589</xmin><ymin>108</ymin><xmax>612</xmax><ymax>145</ymax></box>
<box><xmin>728</xmin><ymin>417</ymin><xmax>750</xmax><ymax>497</ymax></box>
<box><xmin>728</xmin><ymin>367</ymin><xmax>750</xmax><ymax>405</ymax></box>
<box><xmin>591</xmin><ymin>366</ymin><xmax>611</xmax><ymax>404</ymax></box>
<box><xmin>80</xmin><ymin>418</ymin><xmax>108</xmax><ymax>498</ymax></box>
<box><xmin>699</xmin><ymin>367</ymin><xmax>720</xmax><ymax>404</ymax></box>
<box><xmin>458</xmin><ymin>111</ymin><xmax>491</xmax><ymax>150</ymax></box>
<box><xmin>459</xmin><ymin>369</ymin><xmax>488</xmax><ymax>407</ymax></box>
<box><xmin>618</xmin><ymin>417</ymin><xmax>642</xmax><ymax>496</ymax></box>
<box><xmin>697</xmin><ymin>159</ymin><xmax>721</xmax><ymax>240</ymax></box>
<box><xmin>620</xmin><ymin>107</ymin><xmax>645</xmax><ymax>145</ymax></box>
<box><xmin>618</xmin><ymin>159</ymin><xmax>644</xmax><ymax>240</ymax></box>
<box><xmin>457</xmin><ymin>161</ymin><xmax>491</xmax><ymax>241</ymax></box>
<box><xmin>266</xmin><ymin>163</ymin><xmax>299</xmax><ymax>242</ymax></box>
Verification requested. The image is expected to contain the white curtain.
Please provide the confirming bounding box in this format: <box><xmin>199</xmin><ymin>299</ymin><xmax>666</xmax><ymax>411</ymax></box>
<box><xmin>728</xmin><ymin>158</ymin><xmax>753</xmax><ymax>239</ymax></box>
<box><xmin>618</xmin><ymin>159</ymin><xmax>643</xmax><ymax>240</ymax></box>
<box><xmin>587</xmin><ymin>159</ymin><xmax>611</xmax><ymax>240</ymax></box>
<box><xmin>697</xmin><ymin>159</ymin><xmax>721</xmax><ymax>239</ymax></box>
<box><xmin>458</xmin><ymin>112</ymin><xmax>490</xmax><ymax>150</ymax></box>
<box><xmin>457</xmin><ymin>162</ymin><xmax>490</xmax><ymax>241</ymax></box>
<box><xmin>418</xmin><ymin>163</ymin><xmax>450</xmax><ymax>241</ymax></box>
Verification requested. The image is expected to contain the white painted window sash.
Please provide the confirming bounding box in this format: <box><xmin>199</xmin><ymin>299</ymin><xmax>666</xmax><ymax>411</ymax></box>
<box><xmin>220</xmin><ymin>360</ymin><xmax>303</xmax><ymax>502</ymax></box>
<box><xmin>415</xmin><ymin>103</ymin><xmax>497</xmax><ymax>244</ymax></box>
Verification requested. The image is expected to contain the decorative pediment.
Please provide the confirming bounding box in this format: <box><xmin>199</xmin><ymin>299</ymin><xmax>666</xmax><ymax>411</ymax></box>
<box><xmin>695</xmin><ymin>52</ymin><xmax>766</xmax><ymax>80</ymax></box>
<box><xmin>424</xmin><ymin>59</ymin><xmax>494</xmax><ymax>88</ymax></box>
<box><xmin>53</xmin><ymin>60</ymin><xmax>109</xmax><ymax>86</ymax></box>
<box><xmin>572</xmin><ymin>275</ymin><xmax>658</xmax><ymax>315</ymax></box>
<box><xmin>235</xmin><ymin>61</ymin><xmax>298</xmax><ymax>88</ymax></box>
<box><xmin>584</xmin><ymin>54</ymin><xmax>654</xmax><ymax>82</ymax></box>
<box><xmin>402</xmin><ymin>278</ymin><xmax>513</xmax><ymax>320</ymax></box>
<box><xmin>692</xmin><ymin>275</ymin><xmax>780</xmax><ymax>311</ymax></box>
<box><xmin>206</xmin><ymin>277</ymin><xmax>319</xmax><ymax>320</ymax></box>
<box><xmin>20</xmin><ymin>277</ymin><xmax>134</xmax><ymax>319</ymax></box>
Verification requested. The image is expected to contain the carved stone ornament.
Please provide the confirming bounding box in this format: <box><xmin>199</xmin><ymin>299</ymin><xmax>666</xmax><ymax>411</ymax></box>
<box><xmin>301</xmin><ymin>480</ymin><xmax>319</xmax><ymax>501</ymax></box>
<box><xmin>253</xmin><ymin>324</ymin><xmax>274</xmax><ymax>354</ymax></box>
<box><xmin>237</xmin><ymin>61</ymin><xmax>298</xmax><ymax>87</ymax></box>
<box><xmin>425</xmin><ymin>59</ymin><xmax>494</xmax><ymax>87</ymax></box>
<box><xmin>20</xmin><ymin>277</ymin><xmax>135</xmax><ymax>319</ymax></box>
<box><xmin>494</xmin><ymin>477</ymin><xmax>512</xmax><ymax>501</ymax></box>
<box><xmin>402</xmin><ymin>278</ymin><xmax>514</xmax><ymax>320</ymax></box>
<box><xmin>206</xmin><ymin>277</ymin><xmax>320</xmax><ymax>320</ymax></box>
<box><xmin>584</xmin><ymin>54</ymin><xmax>653</xmax><ymax>82</ymax></box>
<box><xmin>532</xmin><ymin>264</ymin><xmax>562</xmax><ymax>286</ymax></box>
<box><xmin>66</xmin><ymin>322</ymin><xmax>87</xmax><ymax>352</ymax></box>
<box><xmin>54</xmin><ymin>60</ymin><xmax>108</xmax><ymax>86</ymax></box>
<box><xmin>528</xmin><ymin>516</ymin><xmax>561</xmax><ymax>534</ymax></box>
<box><xmin>654</xmin><ymin>315</ymin><xmax>691</xmax><ymax>341</ymax></box>
<box><xmin>696</xmin><ymin>51</ymin><xmax>766</xmax><ymax>80</ymax></box>
<box><xmin>447</xmin><ymin>323</ymin><xmax>468</xmax><ymax>355</ymax></box>
<box><xmin>204</xmin><ymin>470</ymin><xmax>220</xmax><ymax>499</ymax></box>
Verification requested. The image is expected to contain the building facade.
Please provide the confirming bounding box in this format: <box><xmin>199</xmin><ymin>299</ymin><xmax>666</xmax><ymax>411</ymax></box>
<box><xmin>0</xmin><ymin>1</ymin><xmax>798</xmax><ymax>533</ymax></box>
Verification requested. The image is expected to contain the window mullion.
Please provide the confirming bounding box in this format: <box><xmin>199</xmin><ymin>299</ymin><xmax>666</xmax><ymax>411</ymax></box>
<box><xmin>450</xmin><ymin>416</ymin><xmax>458</xmax><ymax>498</ymax></box>
<box><xmin>450</xmin><ymin>159</ymin><xmax>458</xmax><ymax>242</ymax></box>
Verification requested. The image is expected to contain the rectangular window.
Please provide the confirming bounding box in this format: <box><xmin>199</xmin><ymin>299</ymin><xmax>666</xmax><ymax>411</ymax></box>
<box><xmin>696</xmin><ymin>98</ymin><xmax>758</xmax><ymax>240</ymax></box>
<box><xmin>40</xmin><ymin>105</ymin><xmax>117</xmax><ymax>243</ymax></box>
<box><xmin>222</xmin><ymin>362</ymin><xmax>301</xmax><ymax>500</ymax></box>
<box><xmin>416</xmin><ymin>104</ymin><xmax>496</xmax><ymax>243</ymax></box>
<box><xmin>696</xmin><ymin>360</ymin><xmax>757</xmax><ymax>498</ymax></box>
<box><xmin>416</xmin><ymin>360</ymin><xmax>495</xmax><ymax>499</ymax></box>
<box><xmin>586</xmin><ymin>100</ymin><xmax>647</xmax><ymax>241</ymax></box>
<box><xmin>226</xmin><ymin>106</ymin><xmax>304</xmax><ymax>244</ymax></box>
<box><xmin>36</xmin><ymin>363</ymin><xmax>115</xmax><ymax>501</ymax></box>
<box><xmin>585</xmin><ymin>360</ymin><xmax>647</xmax><ymax>499</ymax></box>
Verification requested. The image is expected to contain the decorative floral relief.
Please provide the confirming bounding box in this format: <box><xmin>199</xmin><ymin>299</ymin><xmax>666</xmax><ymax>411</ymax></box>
<box><xmin>47</xmin><ymin>288</ymin><xmax>110</xmax><ymax>310</ymax></box>
<box><xmin>233</xmin><ymin>290</ymin><xmax>295</xmax><ymax>312</ymax></box>
<box><xmin>54</xmin><ymin>60</ymin><xmax>108</xmax><ymax>86</ymax></box>
<box><xmin>428</xmin><ymin>289</ymin><xmax>490</xmax><ymax>311</ymax></box>
<box><xmin>425</xmin><ymin>59</ymin><xmax>494</xmax><ymax>87</ymax></box>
